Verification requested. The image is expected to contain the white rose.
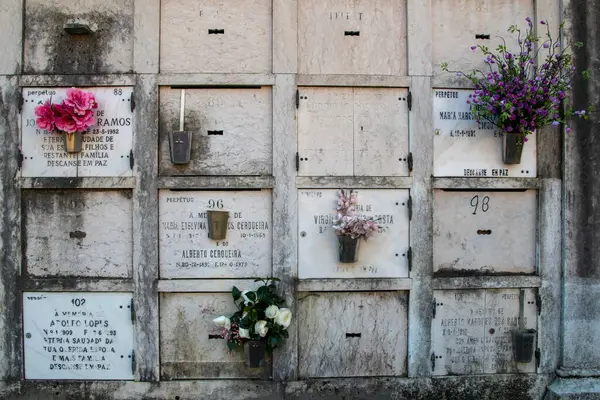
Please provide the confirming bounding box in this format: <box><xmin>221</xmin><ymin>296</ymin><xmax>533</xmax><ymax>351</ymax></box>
<box><xmin>255</xmin><ymin>320</ymin><xmax>269</xmax><ymax>337</ymax></box>
<box><xmin>212</xmin><ymin>316</ymin><xmax>231</xmax><ymax>330</ymax></box>
<box><xmin>241</xmin><ymin>290</ymin><xmax>255</xmax><ymax>305</ymax></box>
<box><xmin>274</xmin><ymin>308</ymin><xmax>292</xmax><ymax>329</ymax></box>
<box><xmin>239</xmin><ymin>328</ymin><xmax>250</xmax><ymax>338</ymax></box>
<box><xmin>265</xmin><ymin>305</ymin><xmax>279</xmax><ymax>319</ymax></box>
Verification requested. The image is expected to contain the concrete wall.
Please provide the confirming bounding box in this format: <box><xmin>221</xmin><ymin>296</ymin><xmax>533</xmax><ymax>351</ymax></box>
<box><xmin>0</xmin><ymin>0</ymin><xmax>596</xmax><ymax>398</ymax></box>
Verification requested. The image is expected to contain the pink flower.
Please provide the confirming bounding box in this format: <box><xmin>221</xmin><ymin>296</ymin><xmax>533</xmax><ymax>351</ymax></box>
<box><xmin>34</xmin><ymin>100</ymin><xmax>56</xmax><ymax>131</ymax></box>
<box><xmin>53</xmin><ymin>103</ymin><xmax>78</xmax><ymax>133</ymax></box>
<box><xmin>64</xmin><ymin>88</ymin><xmax>98</xmax><ymax>116</ymax></box>
<box><xmin>73</xmin><ymin>109</ymin><xmax>96</xmax><ymax>132</ymax></box>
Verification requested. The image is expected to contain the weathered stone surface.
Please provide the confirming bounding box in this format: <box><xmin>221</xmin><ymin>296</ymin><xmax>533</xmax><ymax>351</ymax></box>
<box><xmin>432</xmin><ymin>0</ymin><xmax>534</xmax><ymax>76</ymax></box>
<box><xmin>159</xmin><ymin>293</ymin><xmax>267</xmax><ymax>379</ymax></box>
<box><xmin>159</xmin><ymin>0</ymin><xmax>272</xmax><ymax>74</ymax></box>
<box><xmin>298</xmin><ymin>291</ymin><xmax>408</xmax><ymax>378</ymax></box>
<box><xmin>159</xmin><ymin>87</ymin><xmax>272</xmax><ymax>176</ymax></box>
<box><xmin>433</xmin><ymin>189</ymin><xmax>537</xmax><ymax>275</ymax></box>
<box><xmin>298</xmin><ymin>0</ymin><xmax>407</xmax><ymax>75</ymax></box>
<box><xmin>24</xmin><ymin>0</ymin><xmax>133</xmax><ymax>74</ymax></box>
<box><xmin>23</xmin><ymin>190</ymin><xmax>133</xmax><ymax>278</ymax></box>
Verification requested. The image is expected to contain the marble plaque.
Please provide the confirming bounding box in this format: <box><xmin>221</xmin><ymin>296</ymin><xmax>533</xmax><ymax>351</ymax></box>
<box><xmin>160</xmin><ymin>293</ymin><xmax>265</xmax><ymax>379</ymax></box>
<box><xmin>298</xmin><ymin>291</ymin><xmax>408</xmax><ymax>377</ymax></box>
<box><xmin>432</xmin><ymin>0</ymin><xmax>534</xmax><ymax>75</ymax></box>
<box><xmin>298</xmin><ymin>0</ymin><xmax>407</xmax><ymax>75</ymax></box>
<box><xmin>21</xmin><ymin>87</ymin><xmax>134</xmax><ymax>178</ymax></box>
<box><xmin>298</xmin><ymin>189</ymin><xmax>410</xmax><ymax>279</ymax></box>
<box><xmin>23</xmin><ymin>292</ymin><xmax>134</xmax><ymax>380</ymax></box>
<box><xmin>433</xmin><ymin>89</ymin><xmax>537</xmax><ymax>177</ymax></box>
<box><xmin>159</xmin><ymin>87</ymin><xmax>272</xmax><ymax>176</ymax></box>
<box><xmin>160</xmin><ymin>0</ymin><xmax>272</xmax><ymax>73</ymax></box>
<box><xmin>159</xmin><ymin>190</ymin><xmax>272</xmax><ymax>278</ymax></box>
<box><xmin>23</xmin><ymin>190</ymin><xmax>133</xmax><ymax>278</ymax></box>
<box><xmin>298</xmin><ymin>87</ymin><xmax>409</xmax><ymax>176</ymax></box>
<box><xmin>433</xmin><ymin>190</ymin><xmax>537</xmax><ymax>275</ymax></box>
<box><xmin>431</xmin><ymin>289</ymin><xmax>537</xmax><ymax>375</ymax></box>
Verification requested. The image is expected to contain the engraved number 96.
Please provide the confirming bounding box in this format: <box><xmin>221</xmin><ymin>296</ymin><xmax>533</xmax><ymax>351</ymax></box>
<box><xmin>208</xmin><ymin>199</ymin><xmax>224</xmax><ymax>209</ymax></box>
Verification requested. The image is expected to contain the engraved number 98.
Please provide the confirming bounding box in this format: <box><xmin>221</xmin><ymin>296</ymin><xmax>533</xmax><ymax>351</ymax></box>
<box><xmin>470</xmin><ymin>195</ymin><xmax>490</xmax><ymax>215</ymax></box>
<box><xmin>208</xmin><ymin>199</ymin><xmax>224</xmax><ymax>209</ymax></box>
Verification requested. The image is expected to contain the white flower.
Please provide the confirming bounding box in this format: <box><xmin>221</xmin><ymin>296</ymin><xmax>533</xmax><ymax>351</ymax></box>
<box><xmin>241</xmin><ymin>290</ymin><xmax>255</xmax><ymax>305</ymax></box>
<box><xmin>265</xmin><ymin>305</ymin><xmax>279</xmax><ymax>319</ymax></box>
<box><xmin>255</xmin><ymin>320</ymin><xmax>269</xmax><ymax>337</ymax></box>
<box><xmin>274</xmin><ymin>308</ymin><xmax>292</xmax><ymax>329</ymax></box>
<box><xmin>212</xmin><ymin>316</ymin><xmax>231</xmax><ymax>330</ymax></box>
<box><xmin>239</xmin><ymin>328</ymin><xmax>250</xmax><ymax>338</ymax></box>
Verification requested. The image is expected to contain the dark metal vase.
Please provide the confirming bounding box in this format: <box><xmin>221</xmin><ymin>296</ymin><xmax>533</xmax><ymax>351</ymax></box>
<box><xmin>502</xmin><ymin>132</ymin><xmax>524</xmax><ymax>164</ymax></box>
<box><xmin>512</xmin><ymin>329</ymin><xmax>536</xmax><ymax>363</ymax></box>
<box><xmin>64</xmin><ymin>132</ymin><xmax>82</xmax><ymax>153</ymax></box>
<box><xmin>207</xmin><ymin>211</ymin><xmax>229</xmax><ymax>240</ymax></box>
<box><xmin>338</xmin><ymin>236</ymin><xmax>360</xmax><ymax>263</ymax></box>
<box><xmin>244</xmin><ymin>340</ymin><xmax>266</xmax><ymax>368</ymax></box>
<box><xmin>169</xmin><ymin>131</ymin><xmax>192</xmax><ymax>164</ymax></box>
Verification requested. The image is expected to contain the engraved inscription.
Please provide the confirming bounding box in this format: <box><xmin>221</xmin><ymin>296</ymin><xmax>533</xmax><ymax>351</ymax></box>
<box><xmin>159</xmin><ymin>190</ymin><xmax>272</xmax><ymax>278</ymax></box>
<box><xmin>23</xmin><ymin>292</ymin><xmax>134</xmax><ymax>380</ymax></box>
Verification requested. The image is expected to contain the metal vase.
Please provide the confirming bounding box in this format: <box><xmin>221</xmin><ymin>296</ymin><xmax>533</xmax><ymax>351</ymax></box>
<box><xmin>502</xmin><ymin>132</ymin><xmax>524</xmax><ymax>164</ymax></box>
<box><xmin>512</xmin><ymin>329</ymin><xmax>536</xmax><ymax>363</ymax></box>
<box><xmin>338</xmin><ymin>236</ymin><xmax>360</xmax><ymax>263</ymax></box>
<box><xmin>207</xmin><ymin>210</ymin><xmax>229</xmax><ymax>240</ymax></box>
<box><xmin>244</xmin><ymin>340</ymin><xmax>266</xmax><ymax>368</ymax></box>
<box><xmin>63</xmin><ymin>131</ymin><xmax>82</xmax><ymax>153</ymax></box>
<box><xmin>169</xmin><ymin>131</ymin><xmax>192</xmax><ymax>164</ymax></box>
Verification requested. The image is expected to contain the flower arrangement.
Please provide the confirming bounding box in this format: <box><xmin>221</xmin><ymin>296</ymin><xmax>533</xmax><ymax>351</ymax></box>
<box><xmin>332</xmin><ymin>189</ymin><xmax>379</xmax><ymax>240</ymax></box>
<box><xmin>34</xmin><ymin>88</ymin><xmax>98</xmax><ymax>152</ymax></box>
<box><xmin>441</xmin><ymin>18</ymin><xmax>593</xmax><ymax>143</ymax></box>
<box><xmin>212</xmin><ymin>278</ymin><xmax>290</xmax><ymax>366</ymax></box>
<box><xmin>35</xmin><ymin>88</ymin><xmax>98</xmax><ymax>133</ymax></box>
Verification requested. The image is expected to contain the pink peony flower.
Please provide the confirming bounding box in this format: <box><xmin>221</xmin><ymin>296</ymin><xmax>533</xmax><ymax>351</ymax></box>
<box><xmin>53</xmin><ymin>103</ymin><xmax>78</xmax><ymax>133</ymax></box>
<box><xmin>64</xmin><ymin>88</ymin><xmax>98</xmax><ymax>116</ymax></box>
<box><xmin>34</xmin><ymin>100</ymin><xmax>56</xmax><ymax>131</ymax></box>
<box><xmin>73</xmin><ymin>109</ymin><xmax>96</xmax><ymax>132</ymax></box>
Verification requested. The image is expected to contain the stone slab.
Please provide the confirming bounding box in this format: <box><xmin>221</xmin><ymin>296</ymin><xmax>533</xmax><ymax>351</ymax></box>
<box><xmin>433</xmin><ymin>189</ymin><xmax>537</xmax><ymax>275</ymax></box>
<box><xmin>433</xmin><ymin>89</ymin><xmax>537</xmax><ymax>177</ymax></box>
<box><xmin>298</xmin><ymin>87</ymin><xmax>409</xmax><ymax>176</ymax></box>
<box><xmin>298</xmin><ymin>291</ymin><xmax>408</xmax><ymax>378</ymax></box>
<box><xmin>159</xmin><ymin>0</ymin><xmax>272</xmax><ymax>73</ymax></box>
<box><xmin>23</xmin><ymin>292</ymin><xmax>134</xmax><ymax>380</ymax></box>
<box><xmin>159</xmin><ymin>190</ymin><xmax>272</xmax><ymax>279</ymax></box>
<box><xmin>432</xmin><ymin>288</ymin><xmax>537</xmax><ymax>375</ymax></box>
<box><xmin>24</xmin><ymin>0</ymin><xmax>133</xmax><ymax>74</ymax></box>
<box><xmin>23</xmin><ymin>190</ymin><xmax>133</xmax><ymax>278</ymax></box>
<box><xmin>298</xmin><ymin>189</ymin><xmax>410</xmax><ymax>279</ymax></box>
<box><xmin>21</xmin><ymin>87</ymin><xmax>134</xmax><ymax>178</ymax></box>
<box><xmin>159</xmin><ymin>293</ymin><xmax>266</xmax><ymax>379</ymax></box>
<box><xmin>159</xmin><ymin>87</ymin><xmax>272</xmax><ymax>176</ymax></box>
<box><xmin>298</xmin><ymin>0</ymin><xmax>407</xmax><ymax>75</ymax></box>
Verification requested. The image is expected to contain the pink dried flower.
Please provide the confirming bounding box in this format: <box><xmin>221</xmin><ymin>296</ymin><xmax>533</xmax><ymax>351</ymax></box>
<box><xmin>332</xmin><ymin>189</ymin><xmax>380</xmax><ymax>240</ymax></box>
<box><xmin>64</xmin><ymin>87</ymin><xmax>98</xmax><ymax>116</ymax></box>
<box><xmin>53</xmin><ymin>103</ymin><xmax>78</xmax><ymax>133</ymax></box>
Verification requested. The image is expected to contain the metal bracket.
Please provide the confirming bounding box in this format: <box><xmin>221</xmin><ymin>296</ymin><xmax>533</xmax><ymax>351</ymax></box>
<box><xmin>130</xmin><ymin>298</ymin><xmax>135</xmax><ymax>323</ymax></box>
<box><xmin>407</xmin><ymin>152</ymin><xmax>413</xmax><ymax>172</ymax></box>
<box><xmin>432</xmin><ymin>298</ymin><xmax>437</xmax><ymax>319</ymax></box>
<box><xmin>131</xmin><ymin>350</ymin><xmax>136</xmax><ymax>374</ymax></box>
<box><xmin>18</xmin><ymin>91</ymin><xmax>24</xmax><ymax>113</ymax></box>
<box><xmin>407</xmin><ymin>91</ymin><xmax>412</xmax><ymax>111</ymax></box>
<box><xmin>129</xmin><ymin>149</ymin><xmax>134</xmax><ymax>169</ymax></box>
<box><xmin>296</xmin><ymin>152</ymin><xmax>300</xmax><ymax>172</ymax></box>
<box><xmin>17</xmin><ymin>150</ymin><xmax>23</xmax><ymax>169</ymax></box>
<box><xmin>535</xmin><ymin>293</ymin><xmax>542</xmax><ymax>315</ymax></box>
<box><xmin>535</xmin><ymin>348</ymin><xmax>541</xmax><ymax>370</ymax></box>
<box><xmin>130</xmin><ymin>91</ymin><xmax>135</xmax><ymax>112</ymax></box>
<box><xmin>430</xmin><ymin>352</ymin><xmax>436</xmax><ymax>371</ymax></box>
<box><xmin>407</xmin><ymin>247</ymin><xmax>412</xmax><ymax>272</ymax></box>
<box><xmin>407</xmin><ymin>196</ymin><xmax>412</xmax><ymax>221</ymax></box>
<box><xmin>296</xmin><ymin>89</ymin><xmax>300</xmax><ymax>109</ymax></box>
